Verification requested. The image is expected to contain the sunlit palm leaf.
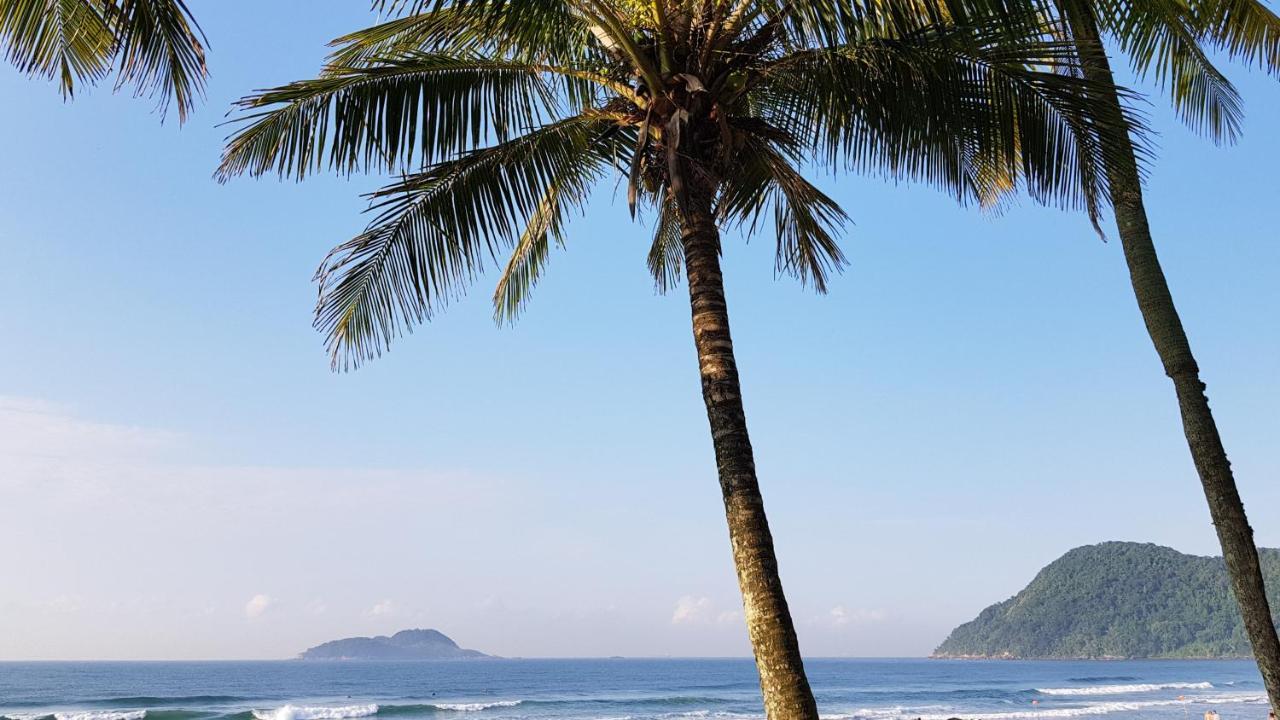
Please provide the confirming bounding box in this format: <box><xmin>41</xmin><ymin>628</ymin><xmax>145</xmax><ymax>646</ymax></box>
<box><xmin>1090</xmin><ymin>0</ymin><xmax>1243</xmax><ymax>141</ymax></box>
<box><xmin>0</xmin><ymin>0</ymin><xmax>206</xmax><ymax>120</ymax></box>
<box><xmin>218</xmin><ymin>53</ymin><xmax>566</xmax><ymax>181</ymax></box>
<box><xmin>108</xmin><ymin>0</ymin><xmax>207</xmax><ymax>121</ymax></box>
<box><xmin>0</xmin><ymin>0</ymin><xmax>113</xmax><ymax>98</ymax></box>
<box><xmin>719</xmin><ymin>135</ymin><xmax>850</xmax><ymax>292</ymax></box>
<box><xmin>337</xmin><ymin>2</ymin><xmax>594</xmax><ymax>67</ymax></box>
<box><xmin>1191</xmin><ymin>0</ymin><xmax>1280</xmax><ymax>71</ymax></box>
<box><xmin>646</xmin><ymin>191</ymin><xmax>684</xmax><ymax>293</ymax></box>
<box><xmin>492</xmin><ymin>185</ymin><xmax>566</xmax><ymax>324</ymax></box>
<box><xmin>755</xmin><ymin>21</ymin><xmax>1131</xmax><ymax>225</ymax></box>
<box><xmin>314</xmin><ymin>114</ymin><xmax>623</xmax><ymax>369</ymax></box>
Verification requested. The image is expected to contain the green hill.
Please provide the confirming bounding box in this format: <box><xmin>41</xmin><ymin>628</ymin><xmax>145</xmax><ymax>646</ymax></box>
<box><xmin>933</xmin><ymin>542</ymin><xmax>1280</xmax><ymax>659</ymax></box>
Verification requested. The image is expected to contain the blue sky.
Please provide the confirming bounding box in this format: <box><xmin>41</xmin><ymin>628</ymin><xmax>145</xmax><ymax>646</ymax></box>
<box><xmin>0</xmin><ymin>1</ymin><xmax>1277</xmax><ymax>661</ymax></box>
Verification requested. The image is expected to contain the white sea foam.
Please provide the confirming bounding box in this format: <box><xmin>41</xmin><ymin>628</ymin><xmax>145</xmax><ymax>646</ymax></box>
<box><xmin>823</xmin><ymin>706</ymin><xmax>957</xmax><ymax>720</ymax></box>
<box><xmin>911</xmin><ymin>693</ymin><xmax>1266</xmax><ymax>720</ymax></box>
<box><xmin>660</xmin><ymin>707</ymin><xmax>757</xmax><ymax>712</ymax></box>
<box><xmin>252</xmin><ymin>705</ymin><xmax>379</xmax><ymax>720</ymax></box>
<box><xmin>54</xmin><ymin>712</ymin><xmax>147</xmax><ymax>720</ymax></box>
<box><xmin>1036</xmin><ymin>683</ymin><xmax>1214</xmax><ymax>696</ymax></box>
<box><xmin>433</xmin><ymin>702</ymin><xmax>523</xmax><ymax>712</ymax></box>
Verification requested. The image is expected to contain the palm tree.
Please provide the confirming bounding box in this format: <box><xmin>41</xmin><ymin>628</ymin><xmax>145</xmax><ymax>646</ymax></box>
<box><xmin>0</xmin><ymin>0</ymin><xmax>207</xmax><ymax>121</ymax></box>
<box><xmin>217</xmin><ymin>2</ymin><xmax>1132</xmax><ymax>717</ymax></box>
<box><xmin>1046</xmin><ymin>0</ymin><xmax>1280</xmax><ymax>705</ymax></box>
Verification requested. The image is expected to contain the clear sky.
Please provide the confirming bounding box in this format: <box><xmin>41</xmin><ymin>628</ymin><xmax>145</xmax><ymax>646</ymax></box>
<box><xmin>1</xmin><ymin>1</ymin><xmax>1277</xmax><ymax>662</ymax></box>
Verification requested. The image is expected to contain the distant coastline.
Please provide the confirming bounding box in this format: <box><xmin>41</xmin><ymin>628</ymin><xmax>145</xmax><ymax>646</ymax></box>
<box><xmin>929</xmin><ymin>654</ymin><xmax>1257</xmax><ymax>661</ymax></box>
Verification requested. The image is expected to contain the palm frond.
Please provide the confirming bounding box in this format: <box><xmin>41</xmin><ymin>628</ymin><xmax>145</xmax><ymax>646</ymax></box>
<box><xmin>754</xmin><ymin>19</ymin><xmax>1135</xmax><ymax>227</ymax></box>
<box><xmin>0</xmin><ymin>0</ymin><xmax>205</xmax><ymax>121</ymax></box>
<box><xmin>1190</xmin><ymin>0</ymin><xmax>1280</xmax><ymax>72</ymax></box>
<box><xmin>314</xmin><ymin>114</ymin><xmax>623</xmax><ymax>369</ymax></box>
<box><xmin>1092</xmin><ymin>0</ymin><xmax>1242</xmax><ymax>142</ymax></box>
<box><xmin>108</xmin><ymin>0</ymin><xmax>208</xmax><ymax>122</ymax></box>
<box><xmin>492</xmin><ymin>184</ymin><xmax>565</xmax><ymax>324</ymax></box>
<box><xmin>0</xmin><ymin>0</ymin><xmax>113</xmax><ymax>98</ymax></box>
<box><xmin>718</xmin><ymin>134</ymin><xmax>850</xmax><ymax>292</ymax></box>
<box><xmin>754</xmin><ymin>0</ymin><xmax>1061</xmax><ymax>50</ymax></box>
<box><xmin>647</xmin><ymin>191</ymin><xmax>684</xmax><ymax>293</ymax></box>
<box><xmin>218</xmin><ymin>53</ymin><xmax>567</xmax><ymax>181</ymax></box>
<box><xmin>336</xmin><ymin>1</ymin><xmax>595</xmax><ymax>67</ymax></box>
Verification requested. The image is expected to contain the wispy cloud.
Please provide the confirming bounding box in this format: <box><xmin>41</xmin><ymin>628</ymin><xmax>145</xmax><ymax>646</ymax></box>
<box><xmin>671</xmin><ymin>595</ymin><xmax>711</xmax><ymax>624</ymax></box>
<box><xmin>0</xmin><ymin>396</ymin><xmax>505</xmax><ymax>660</ymax></box>
<box><xmin>244</xmin><ymin>594</ymin><xmax>273</xmax><ymax>619</ymax></box>
<box><xmin>368</xmin><ymin>599</ymin><xmax>396</xmax><ymax>617</ymax></box>
<box><xmin>828</xmin><ymin>605</ymin><xmax>887</xmax><ymax>627</ymax></box>
<box><xmin>0</xmin><ymin>396</ymin><xmax>181</xmax><ymax>463</ymax></box>
<box><xmin>672</xmin><ymin>597</ymin><xmax>742</xmax><ymax>625</ymax></box>
<box><xmin>716</xmin><ymin>610</ymin><xmax>743</xmax><ymax>625</ymax></box>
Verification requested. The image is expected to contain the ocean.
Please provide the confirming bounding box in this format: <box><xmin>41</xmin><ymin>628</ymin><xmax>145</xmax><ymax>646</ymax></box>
<box><xmin>0</xmin><ymin>659</ymin><xmax>1270</xmax><ymax>720</ymax></box>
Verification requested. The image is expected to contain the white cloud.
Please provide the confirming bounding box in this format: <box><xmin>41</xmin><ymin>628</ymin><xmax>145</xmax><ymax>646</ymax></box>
<box><xmin>671</xmin><ymin>595</ymin><xmax>712</xmax><ymax>624</ymax></box>
<box><xmin>244</xmin><ymin>594</ymin><xmax>273</xmax><ymax>619</ymax></box>
<box><xmin>368</xmin><ymin>599</ymin><xmax>396</xmax><ymax>617</ymax></box>
<box><xmin>715</xmin><ymin>609</ymin><xmax>743</xmax><ymax>625</ymax></box>
<box><xmin>0</xmin><ymin>396</ymin><xmax>180</xmax><ymax>466</ymax></box>
<box><xmin>42</xmin><ymin>595</ymin><xmax>83</xmax><ymax>614</ymax></box>
<box><xmin>829</xmin><ymin>606</ymin><xmax>886</xmax><ymax>626</ymax></box>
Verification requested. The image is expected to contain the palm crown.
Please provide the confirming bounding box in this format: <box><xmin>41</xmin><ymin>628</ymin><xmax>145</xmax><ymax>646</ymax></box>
<box><xmin>218</xmin><ymin>0</ymin><xmax>1139</xmax><ymax>370</ymax></box>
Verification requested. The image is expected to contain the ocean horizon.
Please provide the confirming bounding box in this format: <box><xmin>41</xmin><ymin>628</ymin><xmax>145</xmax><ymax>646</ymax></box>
<box><xmin>0</xmin><ymin>658</ymin><xmax>1269</xmax><ymax>720</ymax></box>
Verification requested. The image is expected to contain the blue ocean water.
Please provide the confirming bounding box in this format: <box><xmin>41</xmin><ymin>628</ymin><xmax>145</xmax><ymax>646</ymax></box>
<box><xmin>0</xmin><ymin>659</ymin><xmax>1269</xmax><ymax>720</ymax></box>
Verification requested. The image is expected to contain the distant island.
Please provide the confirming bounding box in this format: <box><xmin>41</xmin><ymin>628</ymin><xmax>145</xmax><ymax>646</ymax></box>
<box><xmin>933</xmin><ymin>541</ymin><xmax>1280</xmax><ymax>659</ymax></box>
<box><xmin>300</xmin><ymin>628</ymin><xmax>492</xmax><ymax>660</ymax></box>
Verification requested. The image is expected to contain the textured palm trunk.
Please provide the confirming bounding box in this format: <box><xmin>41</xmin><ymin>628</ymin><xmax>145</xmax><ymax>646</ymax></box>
<box><xmin>678</xmin><ymin>199</ymin><xmax>820</xmax><ymax>720</ymax></box>
<box><xmin>1065</xmin><ymin>6</ymin><xmax>1280</xmax><ymax>707</ymax></box>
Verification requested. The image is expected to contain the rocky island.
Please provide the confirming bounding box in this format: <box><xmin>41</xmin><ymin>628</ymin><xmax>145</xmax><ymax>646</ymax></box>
<box><xmin>300</xmin><ymin>628</ymin><xmax>491</xmax><ymax>660</ymax></box>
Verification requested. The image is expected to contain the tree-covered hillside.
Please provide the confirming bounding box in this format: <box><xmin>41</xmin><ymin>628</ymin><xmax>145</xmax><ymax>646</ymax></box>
<box><xmin>934</xmin><ymin>542</ymin><xmax>1280</xmax><ymax>659</ymax></box>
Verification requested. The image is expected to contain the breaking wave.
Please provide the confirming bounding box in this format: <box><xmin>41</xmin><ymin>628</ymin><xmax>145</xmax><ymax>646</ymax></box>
<box><xmin>914</xmin><ymin>693</ymin><xmax>1266</xmax><ymax>720</ymax></box>
<box><xmin>53</xmin><ymin>713</ymin><xmax>148</xmax><ymax>720</ymax></box>
<box><xmin>251</xmin><ymin>706</ymin><xmax>379</xmax><ymax>720</ymax></box>
<box><xmin>428</xmin><ymin>704</ymin><xmax>522</xmax><ymax>713</ymax></box>
<box><xmin>1036</xmin><ymin>683</ymin><xmax>1214</xmax><ymax>696</ymax></box>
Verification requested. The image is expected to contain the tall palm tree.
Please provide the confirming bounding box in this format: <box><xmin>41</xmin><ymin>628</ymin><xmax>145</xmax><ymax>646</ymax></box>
<box><xmin>217</xmin><ymin>2</ymin><xmax>1133</xmax><ymax>717</ymax></box>
<box><xmin>0</xmin><ymin>0</ymin><xmax>207</xmax><ymax>121</ymax></box>
<box><xmin>1046</xmin><ymin>0</ymin><xmax>1280</xmax><ymax>705</ymax></box>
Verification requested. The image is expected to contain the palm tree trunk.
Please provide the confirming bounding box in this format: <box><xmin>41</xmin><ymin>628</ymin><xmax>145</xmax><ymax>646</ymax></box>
<box><xmin>1064</xmin><ymin>5</ymin><xmax>1280</xmax><ymax>707</ymax></box>
<box><xmin>679</xmin><ymin>199</ymin><xmax>820</xmax><ymax>720</ymax></box>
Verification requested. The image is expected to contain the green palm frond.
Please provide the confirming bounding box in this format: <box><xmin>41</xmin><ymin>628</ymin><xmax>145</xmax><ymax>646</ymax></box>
<box><xmin>218</xmin><ymin>53</ymin><xmax>572</xmax><ymax>181</ymax></box>
<box><xmin>492</xmin><ymin>184</ymin><xmax>567</xmax><ymax>324</ymax></box>
<box><xmin>314</xmin><ymin>114</ymin><xmax>624</xmax><ymax>369</ymax></box>
<box><xmin>0</xmin><ymin>0</ymin><xmax>205</xmax><ymax>121</ymax></box>
<box><xmin>754</xmin><ymin>0</ymin><xmax>1060</xmax><ymax>51</ymax></box>
<box><xmin>755</xmin><ymin>21</ymin><xmax>1129</xmax><ymax>225</ymax></box>
<box><xmin>719</xmin><ymin>135</ymin><xmax>850</xmax><ymax>292</ymax></box>
<box><xmin>1089</xmin><ymin>0</ymin><xmax>1243</xmax><ymax>142</ymax></box>
<box><xmin>339</xmin><ymin>2</ymin><xmax>593</xmax><ymax>67</ymax></box>
<box><xmin>1190</xmin><ymin>0</ymin><xmax>1280</xmax><ymax>72</ymax></box>
<box><xmin>0</xmin><ymin>0</ymin><xmax>114</xmax><ymax>98</ymax></box>
<box><xmin>646</xmin><ymin>191</ymin><xmax>684</xmax><ymax>293</ymax></box>
<box><xmin>108</xmin><ymin>0</ymin><xmax>208</xmax><ymax>122</ymax></box>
